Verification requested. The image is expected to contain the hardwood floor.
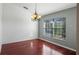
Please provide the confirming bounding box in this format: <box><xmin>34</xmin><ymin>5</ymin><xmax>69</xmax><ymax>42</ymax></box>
<box><xmin>1</xmin><ymin>39</ymin><xmax>76</xmax><ymax>55</ymax></box>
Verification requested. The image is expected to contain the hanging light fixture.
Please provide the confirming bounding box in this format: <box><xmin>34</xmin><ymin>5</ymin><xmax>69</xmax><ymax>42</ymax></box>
<box><xmin>31</xmin><ymin>3</ymin><xmax>41</xmax><ymax>21</ymax></box>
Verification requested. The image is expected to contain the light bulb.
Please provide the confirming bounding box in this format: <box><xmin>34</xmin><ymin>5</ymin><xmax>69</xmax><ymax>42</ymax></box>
<box><xmin>37</xmin><ymin>15</ymin><xmax>41</xmax><ymax>19</ymax></box>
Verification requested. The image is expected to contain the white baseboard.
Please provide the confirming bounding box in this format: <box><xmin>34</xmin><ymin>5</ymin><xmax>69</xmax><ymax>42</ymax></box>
<box><xmin>2</xmin><ymin>38</ymin><xmax>38</xmax><ymax>44</ymax></box>
<box><xmin>2</xmin><ymin>38</ymin><xmax>76</xmax><ymax>52</ymax></box>
<box><xmin>39</xmin><ymin>38</ymin><xmax>76</xmax><ymax>52</ymax></box>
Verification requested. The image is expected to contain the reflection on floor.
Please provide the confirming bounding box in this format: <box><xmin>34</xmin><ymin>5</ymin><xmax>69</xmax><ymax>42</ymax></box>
<box><xmin>1</xmin><ymin>39</ymin><xmax>76</xmax><ymax>55</ymax></box>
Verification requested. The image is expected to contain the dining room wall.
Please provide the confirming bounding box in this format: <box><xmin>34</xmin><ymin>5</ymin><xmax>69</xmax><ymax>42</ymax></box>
<box><xmin>2</xmin><ymin>3</ymin><xmax>38</xmax><ymax>44</ymax></box>
<box><xmin>0</xmin><ymin>3</ymin><xmax>2</xmax><ymax>53</ymax></box>
<box><xmin>38</xmin><ymin>7</ymin><xmax>77</xmax><ymax>50</ymax></box>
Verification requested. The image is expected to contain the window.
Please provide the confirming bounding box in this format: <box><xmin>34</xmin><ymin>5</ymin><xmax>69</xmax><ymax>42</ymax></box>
<box><xmin>44</xmin><ymin>17</ymin><xmax>66</xmax><ymax>39</ymax></box>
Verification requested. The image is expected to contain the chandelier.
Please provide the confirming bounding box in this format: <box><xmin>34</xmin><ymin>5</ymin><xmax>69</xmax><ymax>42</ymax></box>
<box><xmin>31</xmin><ymin>4</ymin><xmax>41</xmax><ymax>21</ymax></box>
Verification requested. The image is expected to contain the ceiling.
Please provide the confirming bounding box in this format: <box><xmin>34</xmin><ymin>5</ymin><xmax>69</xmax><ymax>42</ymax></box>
<box><xmin>15</xmin><ymin>3</ymin><xmax>77</xmax><ymax>16</ymax></box>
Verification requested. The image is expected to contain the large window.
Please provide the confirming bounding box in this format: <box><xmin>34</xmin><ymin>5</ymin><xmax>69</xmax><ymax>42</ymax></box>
<box><xmin>44</xmin><ymin>17</ymin><xmax>66</xmax><ymax>39</ymax></box>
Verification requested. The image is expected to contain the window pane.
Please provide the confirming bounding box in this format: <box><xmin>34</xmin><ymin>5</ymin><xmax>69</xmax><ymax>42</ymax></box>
<box><xmin>44</xmin><ymin>17</ymin><xmax>66</xmax><ymax>39</ymax></box>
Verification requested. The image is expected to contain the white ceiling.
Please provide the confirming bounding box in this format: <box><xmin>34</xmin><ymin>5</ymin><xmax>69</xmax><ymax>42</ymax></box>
<box><xmin>15</xmin><ymin>3</ymin><xmax>77</xmax><ymax>16</ymax></box>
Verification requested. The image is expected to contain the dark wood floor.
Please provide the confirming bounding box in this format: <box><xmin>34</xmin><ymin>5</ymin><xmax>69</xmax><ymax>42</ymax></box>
<box><xmin>1</xmin><ymin>39</ymin><xmax>76</xmax><ymax>55</ymax></box>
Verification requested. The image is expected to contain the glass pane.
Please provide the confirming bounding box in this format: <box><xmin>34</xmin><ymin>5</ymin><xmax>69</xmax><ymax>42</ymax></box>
<box><xmin>44</xmin><ymin>17</ymin><xmax>66</xmax><ymax>39</ymax></box>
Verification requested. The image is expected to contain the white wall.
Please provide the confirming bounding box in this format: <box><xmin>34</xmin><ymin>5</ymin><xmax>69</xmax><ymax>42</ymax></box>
<box><xmin>0</xmin><ymin>3</ymin><xmax>2</xmax><ymax>53</ymax></box>
<box><xmin>39</xmin><ymin>7</ymin><xmax>76</xmax><ymax>50</ymax></box>
<box><xmin>2</xmin><ymin>4</ymin><xmax>38</xmax><ymax>44</ymax></box>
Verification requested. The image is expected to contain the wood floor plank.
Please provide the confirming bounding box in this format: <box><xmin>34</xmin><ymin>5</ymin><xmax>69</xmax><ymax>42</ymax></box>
<box><xmin>1</xmin><ymin>39</ymin><xmax>76</xmax><ymax>55</ymax></box>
